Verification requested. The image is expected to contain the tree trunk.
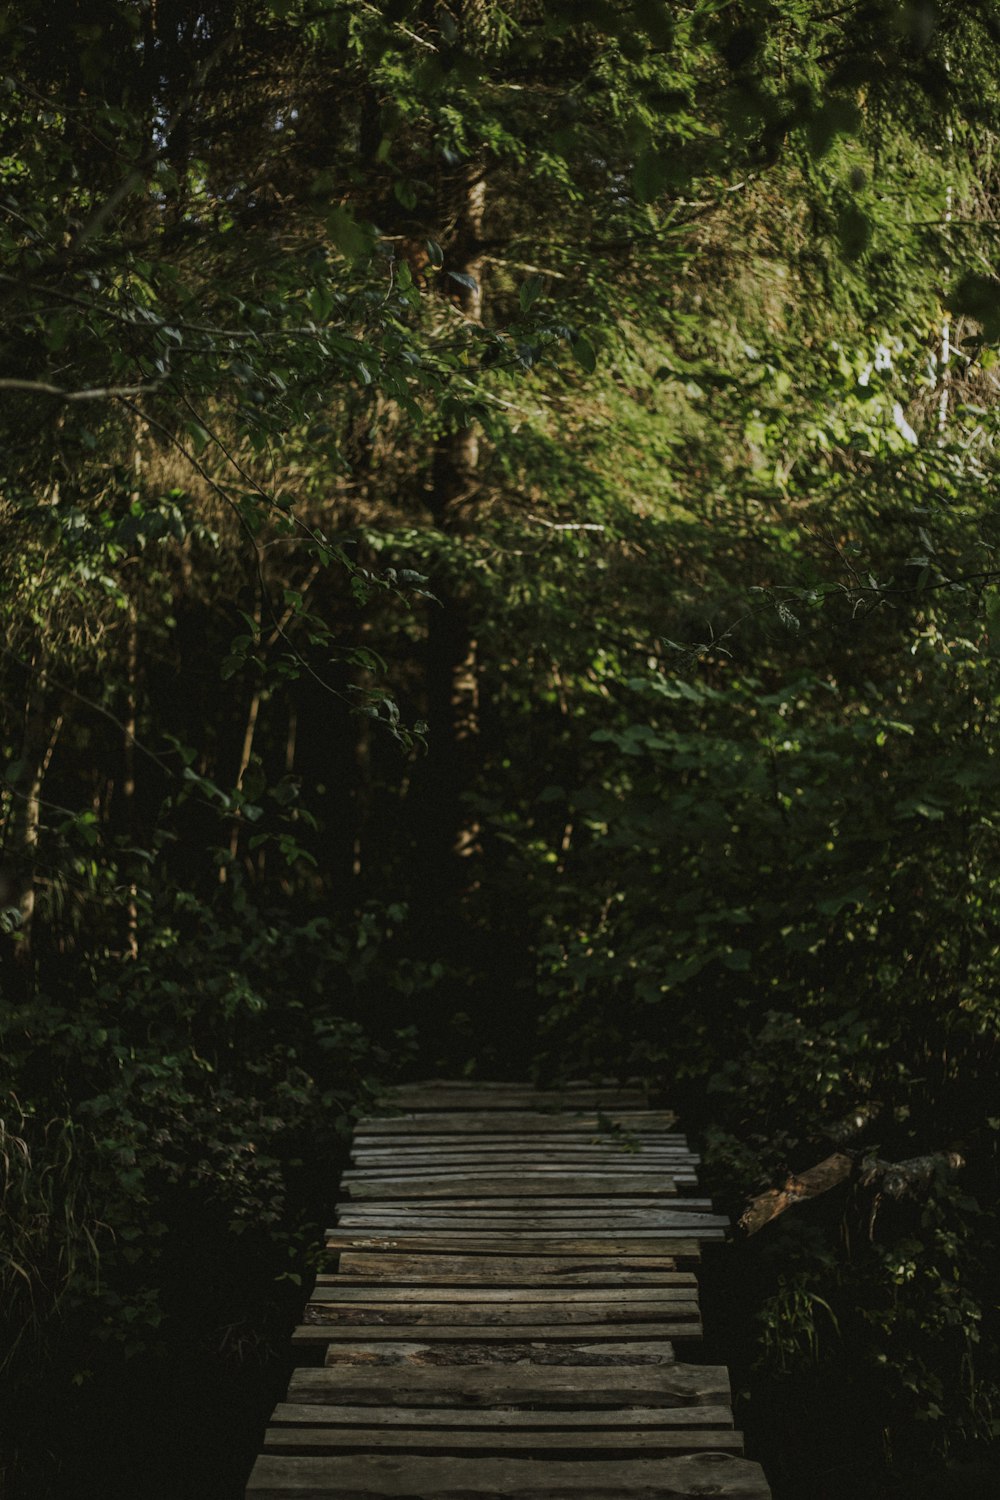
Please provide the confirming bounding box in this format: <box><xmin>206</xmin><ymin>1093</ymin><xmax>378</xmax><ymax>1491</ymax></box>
<box><xmin>15</xmin><ymin>657</ymin><xmax>61</xmax><ymax>963</ymax></box>
<box><xmin>416</xmin><ymin>164</ymin><xmax>487</xmax><ymax>915</ymax></box>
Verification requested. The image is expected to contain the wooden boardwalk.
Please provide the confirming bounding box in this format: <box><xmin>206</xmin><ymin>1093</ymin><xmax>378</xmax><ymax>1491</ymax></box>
<box><xmin>246</xmin><ymin>1081</ymin><xmax>771</xmax><ymax>1498</ymax></box>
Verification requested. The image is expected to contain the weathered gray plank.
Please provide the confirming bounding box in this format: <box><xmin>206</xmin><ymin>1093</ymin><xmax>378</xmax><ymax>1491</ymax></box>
<box><xmin>351</xmin><ymin>1136</ymin><xmax>692</xmax><ymax>1148</ymax></box>
<box><xmin>348</xmin><ymin>1165</ymin><xmax>698</xmax><ymax>1182</ymax></box>
<box><xmin>344</xmin><ymin>1158</ymin><xmax>695</xmax><ymax>1170</ymax></box>
<box><xmin>261</xmin><ymin>1427</ymin><xmax>743</xmax><ymax>1456</ymax></box>
<box><xmin>356</xmin><ymin>1113</ymin><xmax>680</xmax><ymax>1134</ymax></box>
<box><xmin>325</xmin><ymin>1235</ymin><xmax>711</xmax><ymax>1255</ymax></box>
<box><xmin>310</xmin><ymin>1285</ymin><xmax>697</xmax><ymax>1302</ymax></box>
<box><xmin>321</xmin><ymin>1270</ymin><xmax>698</xmax><ymax>1288</ymax></box>
<box><xmin>349</xmin><ymin>1150</ymin><xmax>693</xmax><ymax>1164</ymax></box>
<box><xmin>244</xmin><ymin>1077</ymin><xmax>769</xmax><ymax>1500</ymax></box>
<box><xmin>382</xmin><ymin>1080</ymin><xmax>647</xmax><ymax>1092</ymax></box>
<box><xmin>337</xmin><ymin>1199</ymin><xmax>713</xmax><ymax>1214</ymax></box>
<box><xmin>287</xmin><ymin>1361</ymin><xmax>727</xmax><ymax>1404</ymax></box>
<box><xmin>302</xmin><ymin>1302</ymin><xmax>700</xmax><ymax>1328</ymax></box>
<box><xmin>268</xmin><ymin>1405</ymin><xmax>733</xmax><ymax>1430</ymax></box>
<box><xmin>302</xmin><ymin>1320</ymin><xmax>702</xmax><ymax>1343</ymax></box>
<box><xmin>332</xmin><ymin>1212</ymin><xmax>726</xmax><ymax>1232</ymax></box>
<box><xmin>333</xmin><ymin>1253</ymin><xmax>695</xmax><ymax>1278</ymax></box>
<box><xmin>245</xmin><ymin>1453</ymin><xmax>770</xmax><ymax>1497</ymax></box>
<box><xmin>380</xmin><ymin>1088</ymin><xmax>651</xmax><ymax>1111</ymax></box>
<box><xmin>294</xmin><ymin>1339</ymin><xmax>680</xmax><ymax>1369</ymax></box>
<box><xmin>350</xmin><ymin>1150</ymin><xmax>695</xmax><ymax>1167</ymax></box>
<box><xmin>344</xmin><ymin>1177</ymin><xmax>682</xmax><ymax>1199</ymax></box>
<box><xmin>348</xmin><ymin>1148</ymin><xmax>693</xmax><ymax>1159</ymax></box>
<box><xmin>354</xmin><ymin>1129</ymin><xmax>687</xmax><ymax>1139</ymax></box>
<box><xmin>346</xmin><ymin>1164</ymin><xmax>699</xmax><ymax>1178</ymax></box>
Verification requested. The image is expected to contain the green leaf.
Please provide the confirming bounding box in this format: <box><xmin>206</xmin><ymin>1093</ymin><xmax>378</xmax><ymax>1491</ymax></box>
<box><xmin>326</xmin><ymin>207</ymin><xmax>372</xmax><ymax>263</ymax></box>
<box><xmin>519</xmin><ymin>274</ymin><xmax>545</xmax><ymax>313</ymax></box>
<box><xmin>308</xmin><ymin>284</ymin><xmax>334</xmax><ymax>322</ymax></box>
<box><xmin>572</xmin><ymin>335</ymin><xmax>597</xmax><ymax>373</ymax></box>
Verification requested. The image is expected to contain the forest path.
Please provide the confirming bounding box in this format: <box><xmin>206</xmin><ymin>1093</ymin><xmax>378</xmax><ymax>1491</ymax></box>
<box><xmin>245</xmin><ymin>1081</ymin><xmax>771</xmax><ymax>1498</ymax></box>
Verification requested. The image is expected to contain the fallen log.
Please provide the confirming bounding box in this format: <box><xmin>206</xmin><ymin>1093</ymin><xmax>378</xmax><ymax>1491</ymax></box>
<box><xmin>739</xmin><ymin>1149</ymin><xmax>965</xmax><ymax>1235</ymax></box>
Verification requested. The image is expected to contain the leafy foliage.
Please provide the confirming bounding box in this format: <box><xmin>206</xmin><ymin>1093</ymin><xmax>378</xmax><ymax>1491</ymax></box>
<box><xmin>3</xmin><ymin>1</ymin><xmax>1000</xmax><ymax>1496</ymax></box>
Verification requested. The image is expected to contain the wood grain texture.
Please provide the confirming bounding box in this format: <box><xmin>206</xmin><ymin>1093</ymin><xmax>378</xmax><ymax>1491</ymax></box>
<box><xmin>260</xmin><ymin>1428</ymin><xmax>744</xmax><ymax>1456</ymax></box>
<box><xmin>335</xmin><ymin>1200</ymin><xmax>715</xmax><ymax>1214</ymax></box>
<box><xmin>331</xmin><ymin>1215</ymin><xmax>726</xmax><ymax>1233</ymax></box>
<box><xmin>309</xmin><ymin>1339</ymin><xmax>681</xmax><ymax>1369</ymax></box>
<box><xmin>355</xmin><ymin>1113</ymin><xmax>681</xmax><ymax>1134</ymax></box>
<box><xmin>333</xmin><ymin>1253</ymin><xmax>694</xmax><ymax>1277</ymax></box>
<box><xmin>318</xmin><ymin>1271</ymin><xmax>699</xmax><ymax>1288</ymax></box>
<box><xmin>301</xmin><ymin>1304</ymin><xmax>700</xmax><ymax>1329</ymax></box>
<box><xmin>309</xmin><ymin>1285</ymin><xmax>698</xmax><ymax>1302</ymax></box>
<box><xmin>350</xmin><ymin>1150</ymin><xmax>699</xmax><ymax>1163</ymax></box>
<box><xmin>245</xmin><ymin>1453</ymin><xmax>770</xmax><ymax>1497</ymax></box>
<box><xmin>287</xmin><ymin>1361</ymin><xmax>728</xmax><ymax>1404</ymax></box>
<box><xmin>268</xmin><ymin>1405</ymin><xmax>734</xmax><ymax>1429</ymax></box>
<box><xmin>379</xmin><ymin>1088</ymin><xmax>652</xmax><ymax>1111</ymax></box>
<box><xmin>324</xmin><ymin>1235</ymin><xmax>714</xmax><ymax>1254</ymax></box>
<box><xmin>295</xmin><ymin>1320</ymin><xmax>703</xmax><ymax>1343</ymax></box>
<box><xmin>343</xmin><ymin>1177</ymin><xmax>683</xmax><ymax>1199</ymax></box>
<box><xmin>245</xmin><ymin>1082</ymin><xmax>769</xmax><ymax>1499</ymax></box>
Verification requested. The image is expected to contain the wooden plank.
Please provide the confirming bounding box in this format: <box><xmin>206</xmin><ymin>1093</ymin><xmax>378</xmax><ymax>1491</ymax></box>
<box><xmin>344</xmin><ymin>1158</ymin><xmax>695</xmax><ymax>1170</ymax></box>
<box><xmin>302</xmin><ymin>1303</ymin><xmax>700</xmax><ymax>1328</ymax></box>
<box><xmin>335</xmin><ymin>1201</ymin><xmax>716</xmax><ymax>1215</ymax></box>
<box><xmin>245</xmin><ymin>1453</ymin><xmax>770</xmax><ymax>1496</ymax></box>
<box><xmin>354</xmin><ymin>1114</ymin><xmax>681</xmax><ymax>1135</ymax></box>
<box><xmin>325</xmin><ymin>1235</ymin><xmax>711</xmax><ymax>1255</ymax></box>
<box><xmin>297</xmin><ymin>1339</ymin><xmax>681</xmax><ymax>1368</ymax></box>
<box><xmin>348</xmin><ymin>1150</ymin><xmax>694</xmax><ymax>1163</ymax></box>
<box><xmin>311</xmin><ymin>1285</ymin><xmax>697</xmax><ymax>1302</ymax></box>
<box><xmin>337</xmin><ymin>1199</ymin><xmax>714</xmax><ymax>1214</ymax></box>
<box><xmin>380</xmin><ymin>1086</ymin><xmax>650</xmax><ymax>1098</ymax></box>
<box><xmin>357</xmin><ymin>1111</ymin><xmax>678</xmax><ymax>1128</ymax></box>
<box><xmin>261</xmin><ymin>1427</ymin><xmax>744</xmax><ymax>1456</ymax></box>
<box><xmin>344</xmin><ymin>1177</ymin><xmax>682</xmax><ymax>1199</ymax></box>
<box><xmin>269</xmin><ymin>1405</ymin><xmax>734</xmax><ymax>1431</ymax></box>
<box><xmin>287</xmin><ymin>1362</ymin><xmax>728</xmax><ymax>1405</ymax></box>
<box><xmin>350</xmin><ymin>1152</ymin><xmax>695</xmax><ymax>1164</ymax></box>
<box><xmin>348</xmin><ymin>1165</ymin><xmax>698</xmax><ymax>1180</ymax></box>
<box><xmin>379</xmin><ymin>1080</ymin><xmax>644</xmax><ymax>1092</ymax></box>
<box><xmin>381</xmin><ymin>1089</ymin><xmax>651</xmax><ymax>1111</ymax></box>
<box><xmin>352</xmin><ymin>1152</ymin><xmax>695</xmax><ymax>1164</ymax></box>
<box><xmin>243</xmin><ymin>1079</ymin><xmax>769</xmax><ymax>1500</ymax></box>
<box><xmin>329</xmin><ymin>1226</ymin><xmax>721</xmax><ymax>1242</ymax></box>
<box><xmin>301</xmin><ymin>1321</ymin><xmax>703</xmax><ymax>1343</ymax></box>
<box><xmin>320</xmin><ymin>1270</ymin><xmax>698</xmax><ymax>1287</ymax></box>
<box><xmin>354</xmin><ymin>1130</ymin><xmax>688</xmax><ymax>1140</ymax></box>
<box><xmin>333</xmin><ymin>1253</ymin><xmax>695</xmax><ymax>1277</ymax></box>
<box><xmin>352</xmin><ymin>1146</ymin><xmax>695</xmax><ymax>1158</ymax></box>
<box><xmin>345</xmin><ymin>1162</ymin><xmax>699</xmax><ymax>1176</ymax></box>
<box><xmin>332</xmin><ymin>1212</ymin><xmax>726</xmax><ymax>1231</ymax></box>
<box><xmin>379</xmin><ymin>1098</ymin><xmax>656</xmax><ymax>1114</ymax></box>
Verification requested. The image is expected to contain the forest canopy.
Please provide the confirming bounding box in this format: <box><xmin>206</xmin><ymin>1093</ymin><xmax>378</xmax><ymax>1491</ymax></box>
<box><xmin>1</xmin><ymin>2</ymin><xmax>1000</xmax><ymax>1496</ymax></box>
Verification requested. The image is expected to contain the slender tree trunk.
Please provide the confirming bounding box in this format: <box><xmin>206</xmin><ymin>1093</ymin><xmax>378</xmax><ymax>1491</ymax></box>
<box><xmin>123</xmin><ymin>603</ymin><xmax>140</xmax><ymax>956</ymax></box>
<box><xmin>123</xmin><ymin>419</ymin><xmax>146</xmax><ymax>954</ymax></box>
<box><xmin>938</xmin><ymin>65</ymin><xmax>954</xmax><ymax>439</ymax></box>
<box><xmin>16</xmin><ymin>658</ymin><xmax>61</xmax><ymax>961</ymax></box>
<box><xmin>419</xmin><ymin>164</ymin><xmax>487</xmax><ymax>903</ymax></box>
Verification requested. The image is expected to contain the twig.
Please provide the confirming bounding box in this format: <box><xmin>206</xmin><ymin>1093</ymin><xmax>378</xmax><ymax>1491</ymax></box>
<box><xmin>0</xmin><ymin>378</ymin><xmax>161</xmax><ymax>402</ymax></box>
<box><xmin>526</xmin><ymin>515</ymin><xmax>606</xmax><ymax>532</ymax></box>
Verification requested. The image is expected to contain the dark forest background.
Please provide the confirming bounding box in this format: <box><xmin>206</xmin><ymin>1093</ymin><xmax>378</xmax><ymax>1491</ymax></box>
<box><xmin>2</xmin><ymin>2</ymin><xmax>1000</xmax><ymax>1496</ymax></box>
